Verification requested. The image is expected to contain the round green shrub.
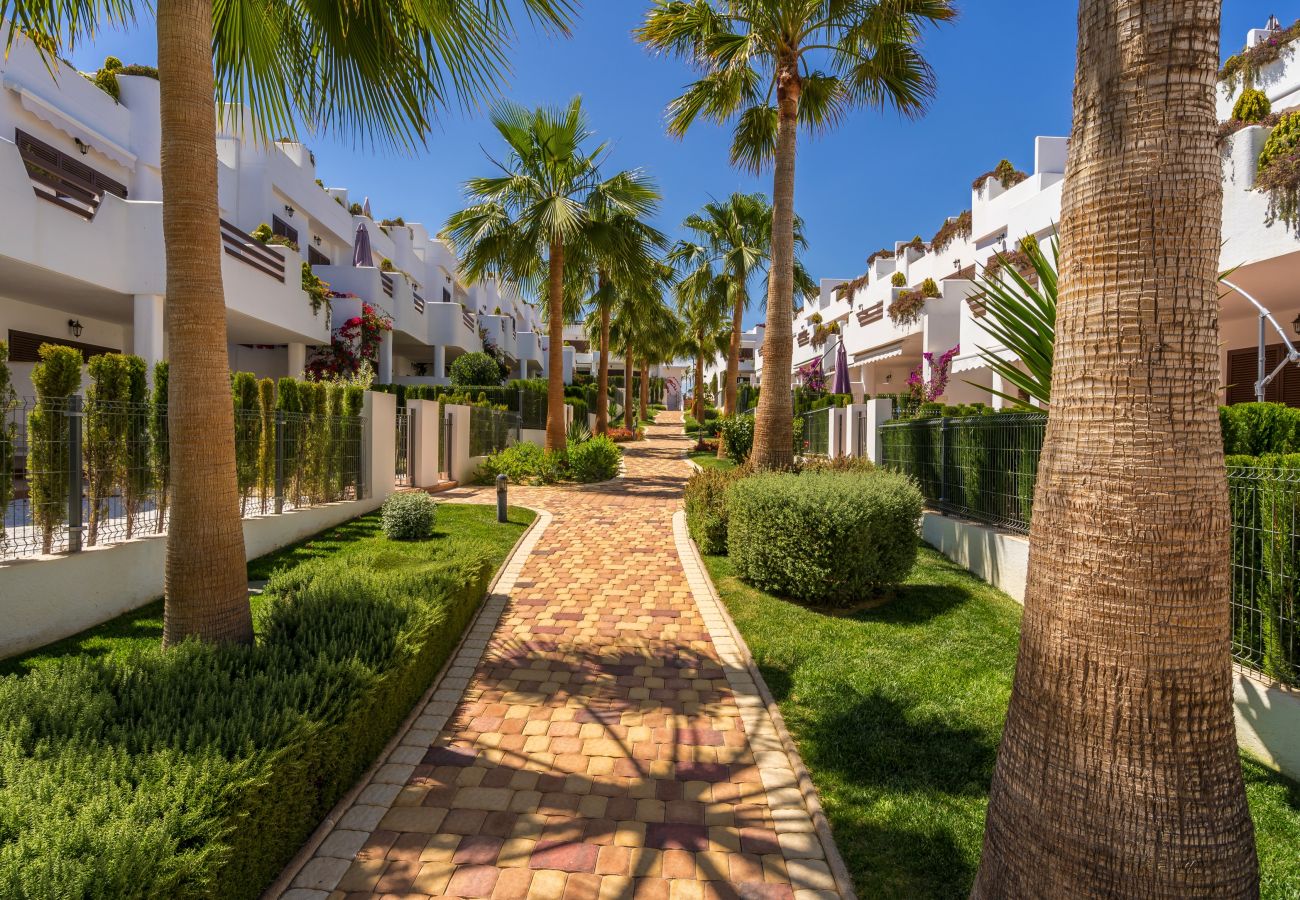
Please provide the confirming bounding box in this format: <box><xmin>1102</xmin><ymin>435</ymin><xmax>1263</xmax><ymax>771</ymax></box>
<box><xmin>1233</xmin><ymin>88</ymin><xmax>1271</xmax><ymax>124</ymax></box>
<box><xmin>717</xmin><ymin>414</ymin><xmax>754</xmax><ymax>463</ymax></box>
<box><xmin>890</xmin><ymin>271</ymin><xmax>907</xmax><ymax>287</ymax></box>
<box><xmin>449</xmin><ymin>351</ymin><xmax>504</xmax><ymax>387</ymax></box>
<box><xmin>727</xmin><ymin>471</ymin><xmax>923</xmax><ymax>607</ymax></box>
<box><xmin>1259</xmin><ymin>111</ymin><xmax>1300</xmax><ymax>172</ymax></box>
<box><xmin>476</xmin><ymin>442</ymin><xmax>567</xmax><ymax>485</ymax></box>
<box><xmin>380</xmin><ymin>491</ymin><xmax>438</xmax><ymax>540</ymax></box>
<box><xmin>568</xmin><ymin>435</ymin><xmax>621</xmax><ymax>482</ymax></box>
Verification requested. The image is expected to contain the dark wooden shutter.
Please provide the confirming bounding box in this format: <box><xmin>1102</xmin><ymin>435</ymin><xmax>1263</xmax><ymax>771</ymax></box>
<box><xmin>272</xmin><ymin>215</ymin><xmax>299</xmax><ymax>245</ymax></box>
<box><xmin>307</xmin><ymin>245</ymin><xmax>330</xmax><ymax>266</ymax></box>
<box><xmin>1226</xmin><ymin>343</ymin><xmax>1300</xmax><ymax>407</ymax></box>
<box><xmin>8</xmin><ymin>329</ymin><xmax>118</xmax><ymax>363</ymax></box>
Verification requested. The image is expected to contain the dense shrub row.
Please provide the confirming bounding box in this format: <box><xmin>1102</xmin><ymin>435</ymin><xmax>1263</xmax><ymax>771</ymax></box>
<box><xmin>0</xmin><ymin>519</ymin><xmax>501</xmax><ymax>898</ymax></box>
<box><xmin>476</xmin><ymin>434</ymin><xmax>621</xmax><ymax>486</ymax></box>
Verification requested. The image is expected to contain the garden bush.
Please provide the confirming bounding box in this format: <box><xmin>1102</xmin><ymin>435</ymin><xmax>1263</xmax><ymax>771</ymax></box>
<box><xmin>684</xmin><ymin>467</ymin><xmax>745</xmax><ymax>555</ymax></box>
<box><xmin>727</xmin><ymin>471</ymin><xmax>923</xmax><ymax>607</ymax></box>
<box><xmin>381</xmin><ymin>491</ymin><xmax>438</xmax><ymax>540</ymax></box>
<box><xmin>716</xmin><ymin>414</ymin><xmax>755</xmax><ymax>463</ymax></box>
<box><xmin>568</xmin><ymin>435</ymin><xmax>621</xmax><ymax>482</ymax></box>
<box><xmin>1221</xmin><ymin>402</ymin><xmax>1300</xmax><ymax>455</ymax></box>
<box><xmin>0</xmin><ymin>524</ymin><xmax>499</xmax><ymax>899</ymax></box>
<box><xmin>449</xmin><ymin>351</ymin><xmax>504</xmax><ymax>387</ymax></box>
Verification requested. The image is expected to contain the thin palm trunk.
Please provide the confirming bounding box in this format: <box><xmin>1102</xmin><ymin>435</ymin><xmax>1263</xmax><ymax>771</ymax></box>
<box><xmin>596</xmin><ymin>274</ymin><xmax>611</xmax><ymax>435</ymax></box>
<box><xmin>750</xmin><ymin>60</ymin><xmax>800</xmax><ymax>470</ymax></box>
<box><xmin>158</xmin><ymin>0</ymin><xmax>253</xmax><ymax>647</ymax></box>
<box><xmin>545</xmin><ymin>240</ymin><xmax>566</xmax><ymax>451</ymax></box>
<box><xmin>624</xmin><ymin>338</ymin><xmax>635</xmax><ymax>430</ymax></box>
<box><xmin>972</xmin><ymin>2</ymin><xmax>1257</xmax><ymax>895</ymax></box>
<box><xmin>639</xmin><ymin>358</ymin><xmax>649</xmax><ymax>421</ymax></box>
<box><xmin>694</xmin><ymin>350</ymin><xmax>704</xmax><ymax>425</ymax></box>
<box><xmin>719</xmin><ymin>282</ymin><xmax>745</xmax><ymax>457</ymax></box>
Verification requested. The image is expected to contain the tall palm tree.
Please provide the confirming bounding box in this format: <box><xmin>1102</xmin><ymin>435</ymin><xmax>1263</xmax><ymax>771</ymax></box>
<box><xmin>973</xmin><ymin>2</ymin><xmax>1258</xmax><ymax>896</ymax></box>
<box><xmin>445</xmin><ymin>99</ymin><xmax>659</xmax><ymax>450</ymax></box>
<box><xmin>670</xmin><ymin>193</ymin><xmax>813</xmax><ymax>421</ymax></box>
<box><xmin>11</xmin><ymin>1</ymin><xmax>575</xmax><ymax>647</ymax></box>
<box><xmin>580</xmin><ymin>212</ymin><xmax>668</xmax><ymax>433</ymax></box>
<box><xmin>638</xmin><ymin>0</ymin><xmax>956</xmax><ymax>469</ymax></box>
<box><xmin>676</xmin><ymin>273</ymin><xmax>730</xmax><ymax>424</ymax></box>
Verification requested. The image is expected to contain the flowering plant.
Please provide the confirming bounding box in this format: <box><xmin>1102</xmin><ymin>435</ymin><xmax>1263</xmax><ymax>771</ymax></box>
<box><xmin>907</xmin><ymin>344</ymin><xmax>959</xmax><ymax>403</ymax></box>
<box><xmin>797</xmin><ymin>357</ymin><xmax>826</xmax><ymax>393</ymax></box>
<box><xmin>305</xmin><ymin>303</ymin><xmax>392</xmax><ymax>380</ymax></box>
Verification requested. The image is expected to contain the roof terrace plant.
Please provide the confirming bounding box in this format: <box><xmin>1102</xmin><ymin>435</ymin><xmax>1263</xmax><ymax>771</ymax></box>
<box><xmin>1220</xmin><ymin>19</ymin><xmax>1300</xmax><ymax>94</ymax></box>
<box><xmin>972</xmin><ymin>159</ymin><xmax>1028</xmax><ymax>192</ymax></box>
<box><xmin>1257</xmin><ymin>111</ymin><xmax>1300</xmax><ymax>233</ymax></box>
<box><xmin>931</xmin><ymin>209</ymin><xmax>972</xmax><ymax>253</ymax></box>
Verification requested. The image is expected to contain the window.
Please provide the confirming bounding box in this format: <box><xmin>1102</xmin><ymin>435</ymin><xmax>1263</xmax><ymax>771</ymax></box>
<box><xmin>307</xmin><ymin>245</ymin><xmax>330</xmax><ymax>266</ymax></box>
<box><xmin>271</xmin><ymin>215</ymin><xmax>298</xmax><ymax>245</ymax></box>
<box><xmin>442</xmin><ymin>288</ymin><xmax>452</xmax><ymax>304</ymax></box>
<box><xmin>8</xmin><ymin>329</ymin><xmax>118</xmax><ymax>363</ymax></box>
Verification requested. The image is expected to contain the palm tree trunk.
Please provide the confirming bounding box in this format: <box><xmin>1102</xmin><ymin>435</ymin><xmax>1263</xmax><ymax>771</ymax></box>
<box><xmin>972</xmin><ymin>2</ymin><xmax>1257</xmax><ymax>895</ymax></box>
<box><xmin>750</xmin><ymin>59</ymin><xmax>800</xmax><ymax>470</ymax></box>
<box><xmin>639</xmin><ymin>358</ymin><xmax>649</xmax><ymax>421</ymax></box>
<box><xmin>719</xmin><ymin>283</ymin><xmax>745</xmax><ymax>458</ymax></box>
<box><xmin>694</xmin><ymin>350</ymin><xmax>704</xmax><ymax>426</ymax></box>
<box><xmin>624</xmin><ymin>337</ymin><xmax>635</xmax><ymax>431</ymax></box>
<box><xmin>545</xmin><ymin>240</ymin><xmax>566</xmax><ymax>451</ymax></box>
<box><xmin>158</xmin><ymin>0</ymin><xmax>253</xmax><ymax>647</ymax></box>
<box><xmin>596</xmin><ymin>273</ymin><xmax>611</xmax><ymax>435</ymax></box>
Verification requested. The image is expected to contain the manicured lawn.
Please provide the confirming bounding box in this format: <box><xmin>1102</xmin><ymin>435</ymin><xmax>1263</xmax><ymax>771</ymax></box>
<box><xmin>704</xmin><ymin>547</ymin><xmax>1300</xmax><ymax>900</ymax></box>
<box><xmin>2</xmin><ymin>503</ymin><xmax>533</xmax><ymax>678</ymax></box>
<box><xmin>689</xmin><ymin>450</ymin><xmax>736</xmax><ymax>471</ymax></box>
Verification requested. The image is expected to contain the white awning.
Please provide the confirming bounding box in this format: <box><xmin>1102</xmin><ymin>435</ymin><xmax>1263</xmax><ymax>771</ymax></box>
<box><xmin>952</xmin><ymin>347</ymin><xmax>1019</xmax><ymax>374</ymax></box>
<box><xmin>9</xmin><ymin>83</ymin><xmax>137</xmax><ymax>169</ymax></box>
<box><xmin>854</xmin><ymin>343</ymin><xmax>904</xmax><ymax>366</ymax></box>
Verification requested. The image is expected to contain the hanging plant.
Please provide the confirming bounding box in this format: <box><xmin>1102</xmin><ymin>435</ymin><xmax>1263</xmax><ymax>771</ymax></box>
<box><xmin>1257</xmin><ymin>111</ymin><xmax>1300</xmax><ymax>234</ymax></box>
<box><xmin>972</xmin><ymin>159</ymin><xmax>1028</xmax><ymax>192</ymax></box>
<box><xmin>301</xmin><ymin>263</ymin><xmax>330</xmax><ymax>317</ymax></box>
<box><xmin>866</xmin><ymin>248</ymin><xmax>895</xmax><ymax>266</ymax></box>
<box><xmin>1220</xmin><ymin>20</ymin><xmax>1300</xmax><ymax>94</ymax></box>
<box><xmin>901</xmin><ymin>235</ymin><xmax>926</xmax><ymax>254</ymax></box>
<box><xmin>809</xmin><ymin>312</ymin><xmax>823</xmax><ymax>325</ymax></box>
<box><xmin>930</xmin><ymin>210</ymin><xmax>972</xmax><ymax>253</ymax></box>
<box><xmin>889</xmin><ymin>291</ymin><xmax>926</xmax><ymax>327</ymax></box>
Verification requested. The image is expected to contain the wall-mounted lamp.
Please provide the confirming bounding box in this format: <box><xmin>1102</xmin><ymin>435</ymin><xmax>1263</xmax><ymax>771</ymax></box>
<box><xmin>312</xmin><ymin>235</ymin><xmax>322</xmax><ymax>246</ymax></box>
<box><xmin>954</xmin><ymin>259</ymin><xmax>962</xmax><ymax>271</ymax></box>
<box><xmin>68</xmin><ymin>319</ymin><xmax>84</xmax><ymax>338</ymax></box>
<box><xmin>884</xmin><ymin>373</ymin><xmax>892</xmax><ymax>385</ymax></box>
<box><xmin>1292</xmin><ymin>313</ymin><xmax>1300</xmax><ymax>337</ymax></box>
<box><xmin>73</xmin><ymin>138</ymin><xmax>89</xmax><ymax>156</ymax></box>
<box><xmin>283</xmin><ymin>205</ymin><xmax>295</xmax><ymax>218</ymax></box>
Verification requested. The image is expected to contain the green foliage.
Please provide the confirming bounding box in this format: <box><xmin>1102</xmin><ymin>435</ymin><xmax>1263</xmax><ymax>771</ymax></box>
<box><xmin>232</xmin><ymin>372</ymin><xmax>260</xmax><ymax>513</ymax></box>
<box><xmin>1221</xmin><ymin>403</ymin><xmax>1300</xmax><ymax>455</ymax></box>
<box><xmin>88</xmin><ymin>56</ymin><xmax>124</xmax><ymax>100</ymax></box>
<box><xmin>381</xmin><ymin>491</ymin><xmax>438</xmax><ymax>540</ymax></box>
<box><xmin>684</xmin><ymin>467</ymin><xmax>746</xmax><ymax>555</ymax></box>
<box><xmin>302</xmin><ymin>263</ymin><xmax>330</xmax><ymax>317</ymax></box>
<box><xmin>727</xmin><ymin>471</ymin><xmax>924</xmax><ymax>608</ymax></box>
<box><xmin>450</xmin><ymin>352</ymin><xmax>504</xmax><ymax>388</ymax></box>
<box><xmin>257</xmin><ymin>379</ymin><xmax>276</xmax><ymax>507</ymax></box>
<box><xmin>1235</xmin><ymin>88</ymin><xmax>1273</xmax><ymax>124</ymax></box>
<box><xmin>919</xmin><ymin>277</ymin><xmax>940</xmax><ymax>298</ymax></box>
<box><xmin>567</xmin><ymin>416</ymin><xmax>592</xmax><ymax>446</ymax></box>
<box><xmin>28</xmin><ymin>345</ymin><xmax>83</xmax><ymax>553</ymax></box>
<box><xmin>250</xmin><ymin>223</ymin><xmax>274</xmax><ymax>243</ymax></box>
<box><xmin>1258</xmin><ymin>112</ymin><xmax>1300</xmax><ymax>232</ymax></box>
<box><xmin>716</xmin><ymin>414</ymin><xmax>754</xmax><ymax>463</ymax></box>
<box><xmin>0</xmin><ymin>342</ymin><xmax>14</xmax><ymax>550</ymax></box>
<box><xmin>84</xmin><ymin>354</ymin><xmax>133</xmax><ymax>545</ymax></box>
<box><xmin>567</xmin><ymin>435</ymin><xmax>621</xmax><ymax>482</ymax></box>
<box><xmin>150</xmin><ymin>362</ymin><xmax>169</xmax><ymax>532</ymax></box>
<box><xmin>476</xmin><ymin>442</ymin><xmax>568</xmax><ymax>486</ymax></box>
<box><xmin>0</xmin><ymin>512</ymin><xmax>509</xmax><ymax>898</ymax></box>
<box><xmin>890</xmin><ymin>271</ymin><xmax>907</xmax><ymax>287</ymax></box>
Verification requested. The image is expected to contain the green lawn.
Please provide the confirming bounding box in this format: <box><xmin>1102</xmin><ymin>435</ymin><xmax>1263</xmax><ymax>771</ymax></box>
<box><xmin>1</xmin><ymin>503</ymin><xmax>535</xmax><ymax>678</ymax></box>
<box><xmin>704</xmin><ymin>547</ymin><xmax>1300</xmax><ymax>900</ymax></box>
<box><xmin>689</xmin><ymin>450</ymin><xmax>736</xmax><ymax>471</ymax></box>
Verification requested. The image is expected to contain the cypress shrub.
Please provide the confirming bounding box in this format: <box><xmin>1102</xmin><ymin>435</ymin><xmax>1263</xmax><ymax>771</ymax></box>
<box><xmin>85</xmin><ymin>353</ymin><xmax>132</xmax><ymax>546</ymax></box>
<box><xmin>727</xmin><ymin>471</ymin><xmax>923</xmax><ymax>607</ymax></box>
<box><xmin>256</xmin><ymin>379</ymin><xmax>276</xmax><ymax>511</ymax></box>
<box><xmin>1220</xmin><ymin>402</ymin><xmax>1300</xmax><ymax>455</ymax></box>
<box><xmin>28</xmin><ymin>345</ymin><xmax>83</xmax><ymax>553</ymax></box>
<box><xmin>327</xmin><ymin>384</ymin><xmax>346</xmax><ymax>501</ymax></box>
<box><xmin>276</xmin><ymin>378</ymin><xmax>304</xmax><ymax>504</ymax></box>
<box><xmin>122</xmin><ymin>356</ymin><xmax>150</xmax><ymax>538</ymax></box>
<box><xmin>151</xmin><ymin>362</ymin><xmax>169</xmax><ymax>533</ymax></box>
<box><xmin>0</xmin><ymin>528</ymin><xmax>499</xmax><ymax>898</ymax></box>
<box><xmin>232</xmin><ymin>372</ymin><xmax>260</xmax><ymax>515</ymax></box>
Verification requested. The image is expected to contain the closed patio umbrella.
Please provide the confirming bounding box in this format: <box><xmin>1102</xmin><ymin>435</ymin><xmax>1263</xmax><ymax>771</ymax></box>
<box><xmin>832</xmin><ymin>338</ymin><xmax>851</xmax><ymax>395</ymax></box>
<box><xmin>352</xmin><ymin>222</ymin><xmax>374</xmax><ymax>268</ymax></box>
<box><xmin>362</xmin><ymin>196</ymin><xmax>372</xmax><ymax>219</ymax></box>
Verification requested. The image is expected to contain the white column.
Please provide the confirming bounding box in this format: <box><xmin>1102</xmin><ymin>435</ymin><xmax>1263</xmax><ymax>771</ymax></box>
<box><xmin>362</xmin><ymin>390</ymin><xmax>397</xmax><ymax>502</ymax></box>
<box><xmin>409</xmin><ymin>399</ymin><xmax>441</xmax><ymax>488</ymax></box>
<box><xmin>378</xmin><ymin>330</ymin><xmax>394</xmax><ymax>384</ymax></box>
<box><xmin>991</xmin><ymin>372</ymin><xmax>1006</xmax><ymax>411</ymax></box>
<box><xmin>865</xmin><ymin>397</ymin><xmax>895</xmax><ymax>465</ymax></box>
<box><xmin>132</xmin><ymin>294</ymin><xmax>165</xmax><ymax>372</ymax></box>
<box><xmin>433</xmin><ymin>345</ymin><xmax>446</xmax><ymax>382</ymax></box>
<box><xmin>287</xmin><ymin>342</ymin><xmax>306</xmax><ymax>378</ymax></box>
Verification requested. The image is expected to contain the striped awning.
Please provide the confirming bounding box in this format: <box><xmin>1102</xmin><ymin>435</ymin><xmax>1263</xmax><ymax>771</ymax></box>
<box><xmin>854</xmin><ymin>343</ymin><xmax>904</xmax><ymax>366</ymax></box>
<box><xmin>9</xmin><ymin>83</ymin><xmax>137</xmax><ymax>168</ymax></box>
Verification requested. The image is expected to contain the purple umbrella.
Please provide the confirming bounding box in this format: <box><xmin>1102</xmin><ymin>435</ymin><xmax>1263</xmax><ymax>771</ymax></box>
<box><xmin>352</xmin><ymin>222</ymin><xmax>374</xmax><ymax>268</ymax></box>
<box><xmin>832</xmin><ymin>338</ymin><xmax>851</xmax><ymax>395</ymax></box>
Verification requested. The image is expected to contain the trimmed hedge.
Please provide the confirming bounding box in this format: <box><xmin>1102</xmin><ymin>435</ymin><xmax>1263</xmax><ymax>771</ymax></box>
<box><xmin>0</xmin><ymin>521</ymin><xmax>502</xmax><ymax>898</ymax></box>
<box><xmin>685</xmin><ymin>467</ymin><xmax>745</xmax><ymax>555</ymax></box>
<box><xmin>727</xmin><ymin>471</ymin><xmax>923</xmax><ymax>607</ymax></box>
<box><xmin>1221</xmin><ymin>402</ymin><xmax>1300</xmax><ymax>456</ymax></box>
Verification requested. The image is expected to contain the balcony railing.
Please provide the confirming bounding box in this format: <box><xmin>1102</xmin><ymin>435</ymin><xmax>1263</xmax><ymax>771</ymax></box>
<box><xmin>463</xmin><ymin>309</ymin><xmax>476</xmax><ymax>332</ymax></box>
<box><xmin>381</xmin><ymin>272</ymin><xmax>394</xmax><ymax>298</ymax></box>
<box><xmin>413</xmin><ymin>290</ymin><xmax>425</xmax><ymax>314</ymax></box>
<box><xmin>16</xmin><ymin>129</ymin><xmax>127</xmax><ymax>220</ymax></box>
<box><xmin>857</xmin><ymin>302</ymin><xmax>884</xmax><ymax>326</ymax></box>
<box><xmin>219</xmin><ymin>219</ymin><xmax>286</xmax><ymax>283</ymax></box>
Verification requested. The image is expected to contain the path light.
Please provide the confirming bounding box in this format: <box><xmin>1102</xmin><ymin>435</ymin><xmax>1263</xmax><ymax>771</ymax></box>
<box><xmin>496</xmin><ymin>474</ymin><xmax>508</xmax><ymax>524</ymax></box>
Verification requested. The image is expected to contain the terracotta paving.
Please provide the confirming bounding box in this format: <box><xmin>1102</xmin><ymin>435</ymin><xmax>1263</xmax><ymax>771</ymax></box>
<box><xmin>283</xmin><ymin>413</ymin><xmax>845</xmax><ymax>900</ymax></box>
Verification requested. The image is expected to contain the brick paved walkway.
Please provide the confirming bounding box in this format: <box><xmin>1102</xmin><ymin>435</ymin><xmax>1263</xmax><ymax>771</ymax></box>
<box><xmin>283</xmin><ymin>413</ymin><xmax>846</xmax><ymax>900</ymax></box>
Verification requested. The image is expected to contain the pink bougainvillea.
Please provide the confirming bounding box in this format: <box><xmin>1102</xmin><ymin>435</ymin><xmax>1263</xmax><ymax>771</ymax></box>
<box><xmin>907</xmin><ymin>344</ymin><xmax>960</xmax><ymax>403</ymax></box>
<box><xmin>797</xmin><ymin>357</ymin><xmax>826</xmax><ymax>393</ymax></box>
<box><xmin>305</xmin><ymin>303</ymin><xmax>393</xmax><ymax>381</ymax></box>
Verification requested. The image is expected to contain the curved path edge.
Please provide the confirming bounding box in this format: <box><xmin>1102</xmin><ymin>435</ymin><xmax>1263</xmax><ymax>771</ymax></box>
<box><xmin>670</xmin><ymin>511</ymin><xmax>857</xmax><ymax>900</ymax></box>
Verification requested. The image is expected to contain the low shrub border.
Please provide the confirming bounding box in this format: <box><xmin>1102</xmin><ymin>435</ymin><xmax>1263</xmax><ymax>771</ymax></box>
<box><xmin>0</xmin><ymin>505</ymin><xmax>534</xmax><ymax>899</ymax></box>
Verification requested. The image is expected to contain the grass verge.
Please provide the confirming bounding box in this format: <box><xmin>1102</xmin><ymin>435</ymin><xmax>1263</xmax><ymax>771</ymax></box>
<box><xmin>704</xmin><ymin>547</ymin><xmax>1300</xmax><ymax>899</ymax></box>
<box><xmin>0</xmin><ymin>504</ymin><xmax>534</xmax><ymax>898</ymax></box>
<box><xmin>688</xmin><ymin>450</ymin><xmax>736</xmax><ymax>471</ymax></box>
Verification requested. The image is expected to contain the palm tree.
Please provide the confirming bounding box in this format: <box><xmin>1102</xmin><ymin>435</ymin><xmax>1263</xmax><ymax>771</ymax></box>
<box><xmin>638</xmin><ymin>0</ymin><xmax>956</xmax><ymax>469</ymax></box>
<box><xmin>973</xmin><ymin>2</ymin><xmax>1258</xmax><ymax>896</ymax></box>
<box><xmin>676</xmin><ymin>273</ymin><xmax>730</xmax><ymax>424</ymax></box>
<box><xmin>444</xmin><ymin>99</ymin><xmax>659</xmax><ymax>450</ymax></box>
<box><xmin>670</xmin><ymin>193</ymin><xmax>813</xmax><ymax>420</ymax></box>
<box><xmin>11</xmin><ymin>0</ymin><xmax>574</xmax><ymax>646</ymax></box>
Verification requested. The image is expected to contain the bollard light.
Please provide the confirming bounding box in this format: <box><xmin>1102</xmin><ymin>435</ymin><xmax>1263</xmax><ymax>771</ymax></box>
<box><xmin>496</xmin><ymin>474</ymin><xmax>508</xmax><ymax>523</ymax></box>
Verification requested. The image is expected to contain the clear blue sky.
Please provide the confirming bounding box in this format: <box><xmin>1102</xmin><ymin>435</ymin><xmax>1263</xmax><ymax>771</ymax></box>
<box><xmin>64</xmin><ymin>2</ymin><xmax>1272</xmax><ymax>329</ymax></box>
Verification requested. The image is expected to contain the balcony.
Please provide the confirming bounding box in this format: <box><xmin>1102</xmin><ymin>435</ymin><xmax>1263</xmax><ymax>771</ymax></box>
<box><xmin>427</xmin><ymin>301</ymin><xmax>480</xmax><ymax>354</ymax></box>
<box><xmin>478</xmin><ymin>314</ymin><xmax>518</xmax><ymax>361</ymax></box>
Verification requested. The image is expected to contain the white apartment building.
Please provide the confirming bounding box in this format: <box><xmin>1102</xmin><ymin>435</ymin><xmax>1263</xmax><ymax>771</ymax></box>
<box><xmin>0</xmin><ymin>30</ymin><xmax>547</xmax><ymax>397</ymax></box>
<box><xmin>796</xmin><ymin>20</ymin><xmax>1300</xmax><ymax>411</ymax></box>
